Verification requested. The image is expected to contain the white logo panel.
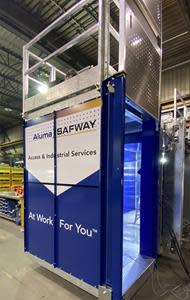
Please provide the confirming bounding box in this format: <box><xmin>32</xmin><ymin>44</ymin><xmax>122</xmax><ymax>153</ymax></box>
<box><xmin>25</xmin><ymin>119</ymin><xmax>54</xmax><ymax>194</ymax></box>
<box><xmin>56</xmin><ymin>105</ymin><xmax>101</xmax><ymax>189</ymax></box>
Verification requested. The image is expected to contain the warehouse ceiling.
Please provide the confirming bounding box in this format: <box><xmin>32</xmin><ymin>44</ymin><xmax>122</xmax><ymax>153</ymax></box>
<box><xmin>0</xmin><ymin>0</ymin><xmax>189</xmax><ymax>128</ymax></box>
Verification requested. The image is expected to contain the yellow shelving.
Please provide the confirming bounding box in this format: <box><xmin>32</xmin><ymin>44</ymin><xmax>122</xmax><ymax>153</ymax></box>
<box><xmin>11</xmin><ymin>167</ymin><xmax>24</xmax><ymax>188</ymax></box>
<box><xmin>0</xmin><ymin>165</ymin><xmax>11</xmax><ymax>192</ymax></box>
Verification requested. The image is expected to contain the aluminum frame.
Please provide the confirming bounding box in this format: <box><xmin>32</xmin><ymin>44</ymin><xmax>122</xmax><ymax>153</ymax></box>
<box><xmin>33</xmin><ymin>255</ymin><xmax>99</xmax><ymax>297</ymax></box>
<box><xmin>173</xmin><ymin>118</ymin><xmax>186</xmax><ymax>244</ymax></box>
<box><xmin>23</xmin><ymin>0</ymin><xmax>115</xmax><ymax>105</ymax></box>
<box><xmin>162</xmin><ymin>88</ymin><xmax>188</xmax><ymax>120</ymax></box>
<box><xmin>160</xmin><ymin>118</ymin><xmax>186</xmax><ymax>248</ymax></box>
<box><xmin>23</xmin><ymin>0</ymin><xmax>161</xmax><ymax>117</ymax></box>
<box><xmin>161</xmin><ymin>88</ymin><xmax>187</xmax><ymax>247</ymax></box>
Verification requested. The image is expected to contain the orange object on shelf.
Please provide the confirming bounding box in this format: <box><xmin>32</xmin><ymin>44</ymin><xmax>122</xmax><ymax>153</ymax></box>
<box><xmin>11</xmin><ymin>185</ymin><xmax>24</xmax><ymax>197</ymax></box>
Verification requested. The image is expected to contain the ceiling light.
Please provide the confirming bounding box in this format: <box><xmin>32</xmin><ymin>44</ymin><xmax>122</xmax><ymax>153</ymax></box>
<box><xmin>160</xmin><ymin>152</ymin><xmax>167</xmax><ymax>164</ymax></box>
<box><xmin>38</xmin><ymin>84</ymin><xmax>48</xmax><ymax>94</ymax></box>
<box><xmin>4</xmin><ymin>107</ymin><xmax>13</xmax><ymax>112</ymax></box>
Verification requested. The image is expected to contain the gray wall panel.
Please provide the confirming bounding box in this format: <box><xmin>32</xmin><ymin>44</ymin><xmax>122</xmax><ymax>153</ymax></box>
<box><xmin>161</xmin><ymin>63</ymin><xmax>190</xmax><ymax>102</ymax></box>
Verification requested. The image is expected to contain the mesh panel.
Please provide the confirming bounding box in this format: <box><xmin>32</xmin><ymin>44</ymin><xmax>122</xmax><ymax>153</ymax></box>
<box><xmin>125</xmin><ymin>11</ymin><xmax>161</xmax><ymax>118</ymax></box>
<box><xmin>142</xmin><ymin>0</ymin><xmax>161</xmax><ymax>29</ymax></box>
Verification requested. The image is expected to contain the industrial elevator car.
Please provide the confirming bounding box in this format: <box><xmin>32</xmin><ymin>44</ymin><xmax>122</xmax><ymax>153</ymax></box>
<box><xmin>23</xmin><ymin>1</ymin><xmax>161</xmax><ymax>299</ymax></box>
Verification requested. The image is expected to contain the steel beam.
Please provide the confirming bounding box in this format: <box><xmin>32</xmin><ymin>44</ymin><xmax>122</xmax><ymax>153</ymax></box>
<box><xmin>0</xmin><ymin>90</ymin><xmax>20</xmax><ymax>100</ymax></box>
<box><xmin>177</xmin><ymin>0</ymin><xmax>190</xmax><ymax>31</ymax></box>
<box><xmin>0</xmin><ymin>86</ymin><xmax>21</xmax><ymax>99</ymax></box>
<box><xmin>0</xmin><ymin>46</ymin><xmax>22</xmax><ymax>61</ymax></box>
<box><xmin>0</xmin><ymin>71</ymin><xmax>25</xmax><ymax>106</ymax></box>
<box><xmin>0</xmin><ymin>139</ymin><xmax>23</xmax><ymax>149</ymax></box>
<box><xmin>0</xmin><ymin>61</ymin><xmax>21</xmax><ymax>74</ymax></box>
<box><xmin>25</xmin><ymin>0</ymin><xmax>93</xmax><ymax>49</ymax></box>
<box><xmin>0</xmin><ymin>72</ymin><xmax>21</xmax><ymax>86</ymax></box>
<box><xmin>0</xmin><ymin>97</ymin><xmax>21</xmax><ymax>111</ymax></box>
<box><xmin>0</xmin><ymin>110</ymin><xmax>21</xmax><ymax>121</ymax></box>
<box><xmin>0</xmin><ymin>47</ymin><xmax>21</xmax><ymax>74</ymax></box>
<box><xmin>162</xmin><ymin>31</ymin><xmax>189</xmax><ymax>44</ymax></box>
<box><xmin>0</xmin><ymin>120</ymin><xmax>22</xmax><ymax>130</ymax></box>
<box><xmin>98</xmin><ymin>0</ymin><xmax>110</xmax><ymax>81</ymax></box>
<box><xmin>162</xmin><ymin>58</ymin><xmax>190</xmax><ymax>72</ymax></box>
<box><xmin>110</xmin><ymin>25</ymin><xmax>119</xmax><ymax>42</ymax></box>
<box><xmin>23</xmin><ymin>48</ymin><xmax>29</xmax><ymax>102</ymax></box>
<box><xmin>119</xmin><ymin>0</ymin><xmax>127</xmax><ymax>71</ymax></box>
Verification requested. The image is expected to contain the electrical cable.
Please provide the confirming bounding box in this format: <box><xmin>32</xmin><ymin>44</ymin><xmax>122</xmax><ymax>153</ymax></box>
<box><xmin>151</xmin><ymin>261</ymin><xmax>190</xmax><ymax>299</ymax></box>
<box><xmin>160</xmin><ymin>155</ymin><xmax>190</xmax><ymax>281</ymax></box>
<box><xmin>151</xmin><ymin>266</ymin><xmax>186</xmax><ymax>299</ymax></box>
<box><xmin>161</xmin><ymin>195</ymin><xmax>190</xmax><ymax>281</ymax></box>
<box><xmin>152</xmin><ymin>124</ymin><xmax>190</xmax><ymax>298</ymax></box>
<box><xmin>170</xmin><ymin>229</ymin><xmax>190</xmax><ymax>280</ymax></box>
<box><xmin>162</xmin><ymin>202</ymin><xmax>190</xmax><ymax>281</ymax></box>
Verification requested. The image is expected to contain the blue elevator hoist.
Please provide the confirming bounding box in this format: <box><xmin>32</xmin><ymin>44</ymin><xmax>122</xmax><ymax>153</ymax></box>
<box><xmin>24</xmin><ymin>73</ymin><xmax>159</xmax><ymax>300</ymax></box>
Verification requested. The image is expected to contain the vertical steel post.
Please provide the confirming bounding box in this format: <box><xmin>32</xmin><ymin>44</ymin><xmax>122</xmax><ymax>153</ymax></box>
<box><xmin>119</xmin><ymin>0</ymin><xmax>127</xmax><ymax>71</ymax></box>
<box><xmin>140</xmin><ymin>119</ymin><xmax>159</xmax><ymax>258</ymax></box>
<box><xmin>50</xmin><ymin>66</ymin><xmax>56</xmax><ymax>82</ymax></box>
<box><xmin>101</xmin><ymin>73</ymin><xmax>126</xmax><ymax>300</ymax></box>
<box><xmin>23</xmin><ymin>47</ymin><xmax>29</xmax><ymax>115</ymax></box>
<box><xmin>174</xmin><ymin>88</ymin><xmax>177</xmax><ymax>121</ymax></box>
<box><xmin>98</xmin><ymin>0</ymin><xmax>110</xmax><ymax>82</ymax></box>
<box><xmin>104</xmin><ymin>0</ymin><xmax>110</xmax><ymax>79</ymax></box>
<box><xmin>184</xmin><ymin>105</ymin><xmax>187</xmax><ymax>119</ymax></box>
<box><xmin>173</xmin><ymin>119</ymin><xmax>186</xmax><ymax>245</ymax></box>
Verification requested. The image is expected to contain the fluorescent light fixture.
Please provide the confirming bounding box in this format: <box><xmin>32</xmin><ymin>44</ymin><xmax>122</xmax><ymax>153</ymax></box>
<box><xmin>131</xmin><ymin>37</ymin><xmax>142</xmax><ymax>47</ymax></box>
<box><xmin>4</xmin><ymin>107</ymin><xmax>13</xmax><ymax>112</ymax></box>
<box><xmin>38</xmin><ymin>83</ymin><xmax>48</xmax><ymax>94</ymax></box>
<box><xmin>160</xmin><ymin>152</ymin><xmax>167</xmax><ymax>164</ymax></box>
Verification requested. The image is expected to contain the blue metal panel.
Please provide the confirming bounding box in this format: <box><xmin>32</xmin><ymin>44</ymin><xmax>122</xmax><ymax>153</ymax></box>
<box><xmin>23</xmin><ymin>120</ymin><xmax>28</xmax><ymax>252</ymax></box>
<box><xmin>24</xmin><ymin>106</ymin><xmax>101</xmax><ymax>285</ymax></box>
<box><xmin>123</xmin><ymin>143</ymin><xmax>141</xmax><ymax>213</ymax></box>
<box><xmin>101</xmin><ymin>74</ymin><xmax>126</xmax><ymax>300</ymax></box>
<box><xmin>25</xmin><ymin>174</ymin><xmax>54</xmax><ymax>264</ymax></box>
<box><xmin>54</xmin><ymin>111</ymin><xmax>58</xmax><ymax>267</ymax></box>
<box><xmin>140</xmin><ymin>119</ymin><xmax>159</xmax><ymax>258</ymax></box>
<box><xmin>24</xmin><ymin>74</ymin><xmax>159</xmax><ymax>299</ymax></box>
<box><xmin>56</xmin><ymin>181</ymin><xmax>101</xmax><ymax>286</ymax></box>
<box><xmin>24</xmin><ymin>114</ymin><xmax>55</xmax><ymax>264</ymax></box>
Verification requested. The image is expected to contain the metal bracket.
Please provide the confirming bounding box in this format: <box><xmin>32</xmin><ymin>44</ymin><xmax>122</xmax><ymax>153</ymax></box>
<box><xmin>99</xmin><ymin>286</ymin><xmax>112</xmax><ymax>300</ymax></box>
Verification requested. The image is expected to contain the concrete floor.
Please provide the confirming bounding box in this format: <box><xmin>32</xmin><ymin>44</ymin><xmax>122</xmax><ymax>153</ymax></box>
<box><xmin>1</xmin><ymin>218</ymin><xmax>190</xmax><ymax>300</ymax></box>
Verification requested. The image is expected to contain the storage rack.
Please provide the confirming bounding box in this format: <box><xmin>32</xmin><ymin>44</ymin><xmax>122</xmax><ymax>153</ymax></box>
<box><xmin>0</xmin><ymin>193</ymin><xmax>20</xmax><ymax>222</ymax></box>
<box><xmin>11</xmin><ymin>167</ymin><xmax>24</xmax><ymax>188</ymax></box>
<box><xmin>0</xmin><ymin>165</ymin><xmax>11</xmax><ymax>192</ymax></box>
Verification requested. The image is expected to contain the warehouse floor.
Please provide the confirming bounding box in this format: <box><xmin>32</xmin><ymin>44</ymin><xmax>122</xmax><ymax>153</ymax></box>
<box><xmin>1</xmin><ymin>218</ymin><xmax>190</xmax><ymax>300</ymax></box>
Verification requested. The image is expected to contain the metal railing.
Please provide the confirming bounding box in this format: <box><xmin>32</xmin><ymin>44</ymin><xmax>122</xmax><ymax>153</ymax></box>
<box><xmin>23</xmin><ymin>0</ymin><xmax>161</xmax><ymax>106</ymax></box>
<box><xmin>174</xmin><ymin>88</ymin><xmax>187</xmax><ymax>120</ymax></box>
<box><xmin>23</xmin><ymin>0</ymin><xmax>114</xmax><ymax>103</ymax></box>
<box><xmin>162</xmin><ymin>88</ymin><xmax>188</xmax><ymax>121</ymax></box>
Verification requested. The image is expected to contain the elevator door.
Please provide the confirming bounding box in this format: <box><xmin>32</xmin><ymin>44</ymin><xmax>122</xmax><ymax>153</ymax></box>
<box><xmin>122</xmin><ymin>107</ymin><xmax>158</xmax><ymax>294</ymax></box>
<box><xmin>123</xmin><ymin>111</ymin><xmax>142</xmax><ymax>289</ymax></box>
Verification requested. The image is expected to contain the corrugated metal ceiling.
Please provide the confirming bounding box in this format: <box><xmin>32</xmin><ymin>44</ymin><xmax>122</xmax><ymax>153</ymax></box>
<box><xmin>162</xmin><ymin>0</ymin><xmax>190</xmax><ymax>70</ymax></box>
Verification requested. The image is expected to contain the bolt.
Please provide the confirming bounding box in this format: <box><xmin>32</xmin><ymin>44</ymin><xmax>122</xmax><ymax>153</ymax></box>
<box><xmin>107</xmin><ymin>82</ymin><xmax>115</xmax><ymax>93</ymax></box>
